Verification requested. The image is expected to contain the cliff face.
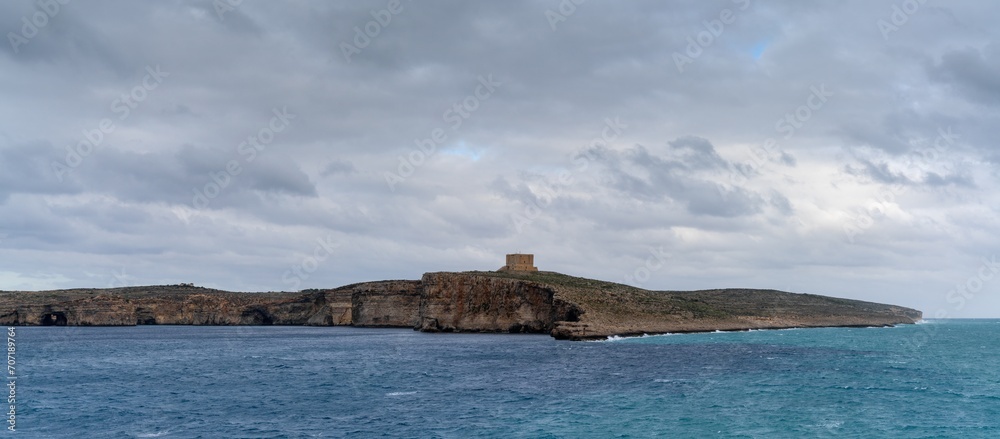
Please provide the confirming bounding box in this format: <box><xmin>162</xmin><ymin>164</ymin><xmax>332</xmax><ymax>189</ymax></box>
<box><xmin>0</xmin><ymin>288</ymin><xmax>345</xmax><ymax>326</ymax></box>
<box><xmin>417</xmin><ymin>273</ymin><xmax>580</xmax><ymax>333</ymax></box>
<box><xmin>0</xmin><ymin>271</ymin><xmax>922</xmax><ymax>340</ymax></box>
<box><xmin>347</xmin><ymin>280</ymin><xmax>422</xmax><ymax>327</ymax></box>
<box><xmin>319</xmin><ymin>289</ymin><xmax>354</xmax><ymax>325</ymax></box>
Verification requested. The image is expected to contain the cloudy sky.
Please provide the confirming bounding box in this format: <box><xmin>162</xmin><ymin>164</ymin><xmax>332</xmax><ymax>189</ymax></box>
<box><xmin>1</xmin><ymin>0</ymin><xmax>998</xmax><ymax>317</ymax></box>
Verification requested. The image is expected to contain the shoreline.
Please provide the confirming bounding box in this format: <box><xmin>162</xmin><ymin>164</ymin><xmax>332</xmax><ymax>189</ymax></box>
<box><xmin>0</xmin><ymin>271</ymin><xmax>922</xmax><ymax>341</ymax></box>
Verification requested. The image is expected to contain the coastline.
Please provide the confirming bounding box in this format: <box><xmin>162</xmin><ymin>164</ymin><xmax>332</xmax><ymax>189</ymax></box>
<box><xmin>0</xmin><ymin>271</ymin><xmax>922</xmax><ymax>341</ymax></box>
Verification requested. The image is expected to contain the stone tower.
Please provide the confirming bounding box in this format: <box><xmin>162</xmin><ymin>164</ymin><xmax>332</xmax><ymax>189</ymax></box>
<box><xmin>499</xmin><ymin>253</ymin><xmax>538</xmax><ymax>272</ymax></box>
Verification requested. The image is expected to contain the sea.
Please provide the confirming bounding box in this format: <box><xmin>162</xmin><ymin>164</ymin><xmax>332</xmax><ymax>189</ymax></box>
<box><xmin>10</xmin><ymin>319</ymin><xmax>1000</xmax><ymax>438</ymax></box>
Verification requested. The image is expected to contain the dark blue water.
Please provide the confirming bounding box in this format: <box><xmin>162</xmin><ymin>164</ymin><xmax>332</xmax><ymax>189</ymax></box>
<box><xmin>11</xmin><ymin>320</ymin><xmax>1000</xmax><ymax>437</ymax></box>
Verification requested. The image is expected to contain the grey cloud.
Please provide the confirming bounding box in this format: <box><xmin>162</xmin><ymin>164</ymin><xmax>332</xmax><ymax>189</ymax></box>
<box><xmin>0</xmin><ymin>1</ymin><xmax>130</xmax><ymax>76</ymax></box>
<box><xmin>490</xmin><ymin>176</ymin><xmax>533</xmax><ymax>206</ymax></box>
<box><xmin>320</xmin><ymin>159</ymin><xmax>356</xmax><ymax>176</ymax></box>
<box><xmin>0</xmin><ymin>196</ymin><xmax>81</xmax><ymax>249</ymax></box>
<box><xmin>923</xmin><ymin>171</ymin><xmax>974</xmax><ymax>187</ymax></box>
<box><xmin>843</xmin><ymin>158</ymin><xmax>914</xmax><ymax>186</ymax></box>
<box><xmin>584</xmin><ymin>138</ymin><xmax>768</xmax><ymax>217</ymax></box>
<box><xmin>768</xmin><ymin>190</ymin><xmax>793</xmax><ymax>215</ymax></box>
<box><xmin>243</xmin><ymin>157</ymin><xmax>318</xmax><ymax>197</ymax></box>
<box><xmin>845</xmin><ymin>157</ymin><xmax>975</xmax><ymax>188</ymax></box>
<box><xmin>929</xmin><ymin>44</ymin><xmax>1000</xmax><ymax>105</ymax></box>
<box><xmin>839</xmin><ymin>126</ymin><xmax>907</xmax><ymax>155</ymax></box>
<box><xmin>685</xmin><ymin>183</ymin><xmax>764</xmax><ymax>218</ymax></box>
<box><xmin>649</xmin><ymin>136</ymin><xmax>729</xmax><ymax>171</ymax></box>
<box><xmin>0</xmin><ymin>142</ymin><xmax>80</xmax><ymax>202</ymax></box>
<box><xmin>778</xmin><ymin>151</ymin><xmax>796</xmax><ymax>166</ymax></box>
<box><xmin>33</xmin><ymin>145</ymin><xmax>318</xmax><ymax>208</ymax></box>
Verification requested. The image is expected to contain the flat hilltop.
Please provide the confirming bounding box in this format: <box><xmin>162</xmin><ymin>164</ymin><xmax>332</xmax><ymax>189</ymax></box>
<box><xmin>0</xmin><ymin>271</ymin><xmax>921</xmax><ymax>340</ymax></box>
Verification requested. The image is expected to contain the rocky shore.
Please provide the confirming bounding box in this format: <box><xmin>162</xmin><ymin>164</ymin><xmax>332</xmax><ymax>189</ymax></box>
<box><xmin>0</xmin><ymin>271</ymin><xmax>922</xmax><ymax>340</ymax></box>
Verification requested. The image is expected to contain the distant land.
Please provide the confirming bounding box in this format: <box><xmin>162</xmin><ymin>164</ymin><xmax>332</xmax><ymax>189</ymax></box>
<box><xmin>0</xmin><ymin>270</ymin><xmax>922</xmax><ymax>340</ymax></box>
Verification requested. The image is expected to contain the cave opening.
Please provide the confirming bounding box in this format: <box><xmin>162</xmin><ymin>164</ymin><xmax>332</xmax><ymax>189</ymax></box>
<box><xmin>565</xmin><ymin>308</ymin><xmax>581</xmax><ymax>322</ymax></box>
<box><xmin>240</xmin><ymin>308</ymin><xmax>274</xmax><ymax>325</ymax></box>
<box><xmin>40</xmin><ymin>312</ymin><xmax>67</xmax><ymax>326</ymax></box>
<box><xmin>135</xmin><ymin>308</ymin><xmax>157</xmax><ymax>325</ymax></box>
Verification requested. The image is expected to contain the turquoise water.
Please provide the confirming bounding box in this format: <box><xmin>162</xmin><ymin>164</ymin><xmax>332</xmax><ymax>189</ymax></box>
<box><xmin>12</xmin><ymin>320</ymin><xmax>1000</xmax><ymax>437</ymax></box>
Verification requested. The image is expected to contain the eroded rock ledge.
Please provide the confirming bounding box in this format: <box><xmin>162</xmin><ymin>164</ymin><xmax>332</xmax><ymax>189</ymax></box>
<box><xmin>0</xmin><ymin>271</ymin><xmax>921</xmax><ymax>340</ymax></box>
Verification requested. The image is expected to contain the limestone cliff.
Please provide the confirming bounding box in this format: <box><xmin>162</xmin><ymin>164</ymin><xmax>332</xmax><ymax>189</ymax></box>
<box><xmin>417</xmin><ymin>272</ymin><xmax>580</xmax><ymax>333</ymax></box>
<box><xmin>347</xmin><ymin>280</ymin><xmax>422</xmax><ymax>327</ymax></box>
<box><xmin>0</xmin><ymin>271</ymin><xmax>921</xmax><ymax>341</ymax></box>
<box><xmin>0</xmin><ymin>287</ymin><xmax>347</xmax><ymax>326</ymax></box>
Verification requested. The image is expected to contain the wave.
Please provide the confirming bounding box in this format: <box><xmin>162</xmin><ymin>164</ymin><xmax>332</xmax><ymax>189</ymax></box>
<box><xmin>601</xmin><ymin>324</ymin><xmax>874</xmax><ymax>341</ymax></box>
<box><xmin>385</xmin><ymin>391</ymin><xmax>417</xmax><ymax>396</ymax></box>
<box><xmin>602</xmin><ymin>333</ymin><xmax>679</xmax><ymax>342</ymax></box>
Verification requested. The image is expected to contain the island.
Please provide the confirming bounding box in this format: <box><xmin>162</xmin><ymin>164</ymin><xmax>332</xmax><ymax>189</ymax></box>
<box><xmin>0</xmin><ymin>254</ymin><xmax>922</xmax><ymax>340</ymax></box>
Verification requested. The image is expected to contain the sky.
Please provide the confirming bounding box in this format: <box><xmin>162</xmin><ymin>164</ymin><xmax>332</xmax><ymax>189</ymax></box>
<box><xmin>1</xmin><ymin>0</ymin><xmax>998</xmax><ymax>317</ymax></box>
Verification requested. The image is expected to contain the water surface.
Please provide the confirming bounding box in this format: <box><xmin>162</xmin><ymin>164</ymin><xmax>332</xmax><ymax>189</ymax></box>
<box><xmin>14</xmin><ymin>320</ymin><xmax>1000</xmax><ymax>437</ymax></box>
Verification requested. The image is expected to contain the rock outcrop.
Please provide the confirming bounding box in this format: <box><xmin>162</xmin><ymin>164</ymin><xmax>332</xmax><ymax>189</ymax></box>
<box><xmin>0</xmin><ymin>271</ymin><xmax>922</xmax><ymax>340</ymax></box>
<box><xmin>347</xmin><ymin>280</ymin><xmax>422</xmax><ymax>327</ymax></box>
<box><xmin>417</xmin><ymin>273</ymin><xmax>581</xmax><ymax>333</ymax></box>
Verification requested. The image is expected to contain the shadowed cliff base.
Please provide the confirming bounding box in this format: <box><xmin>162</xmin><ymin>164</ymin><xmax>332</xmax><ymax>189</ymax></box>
<box><xmin>0</xmin><ymin>271</ymin><xmax>921</xmax><ymax>340</ymax></box>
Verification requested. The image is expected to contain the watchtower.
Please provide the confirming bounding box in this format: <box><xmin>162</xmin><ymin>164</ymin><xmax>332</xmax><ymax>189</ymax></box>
<box><xmin>499</xmin><ymin>253</ymin><xmax>538</xmax><ymax>272</ymax></box>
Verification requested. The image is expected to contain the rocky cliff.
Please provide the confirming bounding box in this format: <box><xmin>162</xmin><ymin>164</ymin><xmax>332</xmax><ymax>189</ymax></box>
<box><xmin>417</xmin><ymin>272</ymin><xmax>581</xmax><ymax>333</ymax></box>
<box><xmin>347</xmin><ymin>280</ymin><xmax>422</xmax><ymax>327</ymax></box>
<box><xmin>0</xmin><ymin>287</ymin><xmax>347</xmax><ymax>326</ymax></box>
<box><xmin>0</xmin><ymin>271</ymin><xmax>921</xmax><ymax>340</ymax></box>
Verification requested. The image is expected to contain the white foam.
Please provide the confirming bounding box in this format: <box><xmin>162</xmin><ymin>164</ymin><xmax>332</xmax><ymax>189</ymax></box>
<box><xmin>601</xmin><ymin>333</ymin><xmax>678</xmax><ymax>342</ymax></box>
<box><xmin>385</xmin><ymin>391</ymin><xmax>417</xmax><ymax>396</ymax></box>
